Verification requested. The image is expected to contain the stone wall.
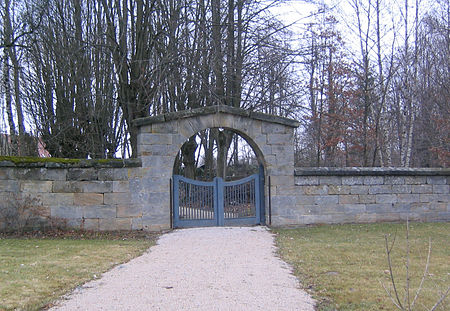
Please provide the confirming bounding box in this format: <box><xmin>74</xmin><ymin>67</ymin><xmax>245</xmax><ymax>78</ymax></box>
<box><xmin>0</xmin><ymin>159</ymin><xmax>142</xmax><ymax>231</ymax></box>
<box><xmin>270</xmin><ymin>168</ymin><xmax>449</xmax><ymax>226</ymax></box>
<box><xmin>1</xmin><ymin>160</ymin><xmax>449</xmax><ymax>231</ymax></box>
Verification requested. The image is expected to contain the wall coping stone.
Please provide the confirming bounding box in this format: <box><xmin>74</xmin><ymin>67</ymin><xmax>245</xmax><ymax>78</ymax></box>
<box><xmin>295</xmin><ymin>167</ymin><xmax>450</xmax><ymax>176</ymax></box>
<box><xmin>0</xmin><ymin>158</ymin><xmax>141</xmax><ymax>169</ymax></box>
<box><xmin>133</xmin><ymin>105</ymin><xmax>300</xmax><ymax>128</ymax></box>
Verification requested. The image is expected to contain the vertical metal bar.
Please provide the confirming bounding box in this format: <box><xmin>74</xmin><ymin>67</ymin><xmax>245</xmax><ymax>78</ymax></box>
<box><xmin>254</xmin><ymin>175</ymin><xmax>260</xmax><ymax>223</ymax></box>
<box><xmin>268</xmin><ymin>175</ymin><xmax>272</xmax><ymax>226</ymax></box>
<box><xmin>173</xmin><ymin>176</ymin><xmax>180</xmax><ymax>227</ymax></box>
<box><xmin>189</xmin><ymin>183</ymin><xmax>192</xmax><ymax>219</ymax></box>
<box><xmin>217</xmin><ymin>177</ymin><xmax>224</xmax><ymax>226</ymax></box>
<box><xmin>195</xmin><ymin>185</ymin><xmax>198</xmax><ymax>220</ymax></box>
<box><xmin>170</xmin><ymin>178</ymin><xmax>173</xmax><ymax>229</ymax></box>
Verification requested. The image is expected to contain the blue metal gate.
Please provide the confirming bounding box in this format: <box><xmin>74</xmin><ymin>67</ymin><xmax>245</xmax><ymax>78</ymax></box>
<box><xmin>172</xmin><ymin>174</ymin><xmax>262</xmax><ymax>228</ymax></box>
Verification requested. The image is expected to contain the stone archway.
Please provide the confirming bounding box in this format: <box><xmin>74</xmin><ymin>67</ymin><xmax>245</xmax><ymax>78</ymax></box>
<box><xmin>133</xmin><ymin>105</ymin><xmax>299</xmax><ymax>231</ymax></box>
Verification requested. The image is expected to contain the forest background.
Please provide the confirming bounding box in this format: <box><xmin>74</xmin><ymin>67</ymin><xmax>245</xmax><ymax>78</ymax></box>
<box><xmin>0</xmin><ymin>0</ymin><xmax>448</xmax><ymax>178</ymax></box>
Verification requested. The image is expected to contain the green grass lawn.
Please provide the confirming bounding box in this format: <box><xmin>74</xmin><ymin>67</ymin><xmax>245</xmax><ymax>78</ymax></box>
<box><xmin>0</xmin><ymin>235</ymin><xmax>155</xmax><ymax>310</ymax></box>
<box><xmin>275</xmin><ymin>222</ymin><xmax>449</xmax><ymax>311</ymax></box>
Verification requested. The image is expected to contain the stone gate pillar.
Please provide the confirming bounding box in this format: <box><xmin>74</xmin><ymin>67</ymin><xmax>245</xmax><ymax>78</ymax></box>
<box><xmin>133</xmin><ymin>105</ymin><xmax>299</xmax><ymax>230</ymax></box>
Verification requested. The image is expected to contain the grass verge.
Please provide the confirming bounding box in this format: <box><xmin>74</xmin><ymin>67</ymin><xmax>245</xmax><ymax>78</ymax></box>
<box><xmin>0</xmin><ymin>231</ymin><xmax>156</xmax><ymax>310</ymax></box>
<box><xmin>274</xmin><ymin>222</ymin><xmax>449</xmax><ymax>311</ymax></box>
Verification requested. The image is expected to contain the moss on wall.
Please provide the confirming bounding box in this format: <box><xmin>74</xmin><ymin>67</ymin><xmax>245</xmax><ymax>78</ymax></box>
<box><xmin>0</xmin><ymin>156</ymin><xmax>141</xmax><ymax>168</ymax></box>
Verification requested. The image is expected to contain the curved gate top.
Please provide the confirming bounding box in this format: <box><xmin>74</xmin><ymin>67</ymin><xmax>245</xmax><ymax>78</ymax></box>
<box><xmin>132</xmin><ymin>105</ymin><xmax>299</xmax><ymax>231</ymax></box>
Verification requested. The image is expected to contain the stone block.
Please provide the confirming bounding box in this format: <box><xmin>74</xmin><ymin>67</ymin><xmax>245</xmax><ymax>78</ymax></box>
<box><xmin>410</xmin><ymin>202</ymin><xmax>430</xmax><ymax>211</ymax></box>
<box><xmin>145</xmin><ymin>192</ymin><xmax>170</xmax><ymax>209</ymax></box>
<box><xmin>117</xmin><ymin>205</ymin><xmax>142</xmax><ymax>218</ymax></box>
<box><xmin>65</xmin><ymin>218</ymin><xmax>82</xmax><ymax>229</ymax></box>
<box><xmin>142</xmin><ymin>215</ymin><xmax>170</xmax><ymax>227</ymax></box>
<box><xmin>214</xmin><ymin>113</ymin><xmax>235</xmax><ymax>129</ymax></box>
<box><xmin>52</xmin><ymin>181</ymin><xmax>83</xmax><ymax>193</ymax></box>
<box><xmin>138</xmin><ymin>144</ymin><xmax>171</xmax><ymax>156</ymax></box>
<box><xmin>341</xmin><ymin>204</ymin><xmax>366</xmax><ymax>213</ymax></box>
<box><xmin>271</xmin><ymin>195</ymin><xmax>296</xmax><ymax>209</ymax></box>
<box><xmin>355</xmin><ymin>213</ymin><xmax>377</xmax><ymax>223</ymax></box>
<box><xmin>113</xmin><ymin>168</ymin><xmax>130</xmax><ymax>181</ymax></box>
<box><xmin>276</xmin><ymin>185</ymin><xmax>299</xmax><ymax>195</ymax></box>
<box><xmin>138</xmin><ymin>133</ymin><xmax>172</xmax><ymax>145</ymax></box>
<box><xmin>368</xmin><ymin>185</ymin><xmax>392</xmax><ymax>194</ymax></box>
<box><xmin>364</xmin><ymin>176</ymin><xmax>384</xmax><ymax>185</ymax></box>
<box><xmin>83</xmin><ymin>205</ymin><xmax>116</xmax><ymax>219</ymax></box>
<box><xmin>82</xmin><ymin>218</ymin><xmax>99</xmax><ymax>230</ymax></box>
<box><xmin>194</xmin><ymin>115</ymin><xmax>216</xmax><ymax>133</ymax></box>
<box><xmin>141</xmin><ymin>155</ymin><xmax>173</xmax><ymax>169</ymax></box>
<box><xmin>20</xmin><ymin>181</ymin><xmax>52</xmax><ymax>193</ymax></box>
<box><xmin>328</xmin><ymin>185</ymin><xmax>351</xmax><ymax>195</ymax></box>
<box><xmin>261</xmin><ymin>123</ymin><xmax>287</xmax><ymax>134</ymax></box>
<box><xmin>134</xmin><ymin>177</ymin><xmax>166</xmax><ymax>193</ymax></box>
<box><xmin>113</xmin><ymin>181</ymin><xmax>130</xmax><ymax>193</ymax></box>
<box><xmin>271</xmin><ymin>215</ymin><xmax>300</xmax><ymax>226</ymax></box>
<box><xmin>295</xmin><ymin>195</ymin><xmax>315</xmax><ymax>205</ymax></box>
<box><xmin>270</xmin><ymin>175</ymin><xmax>294</xmax><ymax>186</ymax></box>
<box><xmin>67</xmin><ymin>169</ymin><xmax>98</xmax><ymax>181</ymax></box>
<box><xmin>273</xmin><ymin>205</ymin><xmax>299</xmax><ymax>217</ymax></box>
<box><xmin>74</xmin><ymin>193</ymin><xmax>103</xmax><ymax>206</ymax></box>
<box><xmin>131</xmin><ymin>218</ymin><xmax>143</xmax><ymax>230</ymax></box>
<box><xmin>314</xmin><ymin>195</ymin><xmax>339</xmax><ymax>205</ymax></box>
<box><xmin>429</xmin><ymin>202</ymin><xmax>447</xmax><ymax>211</ymax></box>
<box><xmin>392</xmin><ymin>185</ymin><xmax>412</xmax><ymax>194</ymax></box>
<box><xmin>177</xmin><ymin>120</ymin><xmax>195</xmax><ymax>138</ymax></box>
<box><xmin>139</xmin><ymin>165</ymin><xmax>172</xmax><ymax>178</ymax></box>
<box><xmin>300</xmin><ymin>185</ymin><xmax>328</xmax><ymax>195</ymax></box>
<box><xmin>15</xmin><ymin>168</ymin><xmax>67</xmax><ymax>181</ymax></box>
<box><xmin>266</xmin><ymin>133</ymin><xmax>292</xmax><ymax>145</ymax></box>
<box><xmin>392</xmin><ymin>203</ymin><xmax>411</xmax><ymax>212</ymax></box>
<box><xmin>319</xmin><ymin>176</ymin><xmax>342</xmax><ymax>185</ymax></box>
<box><xmin>366</xmin><ymin>203</ymin><xmax>393</xmax><ymax>213</ymax></box>
<box><xmin>349</xmin><ymin>185</ymin><xmax>369</xmax><ymax>194</ymax></box>
<box><xmin>104</xmin><ymin>192</ymin><xmax>131</xmax><ymax>205</ymax></box>
<box><xmin>433</xmin><ymin>185</ymin><xmax>449</xmax><ymax>194</ymax></box>
<box><xmin>294</xmin><ymin>176</ymin><xmax>319</xmax><ymax>186</ymax></box>
<box><xmin>405</xmin><ymin>176</ymin><xmax>426</xmax><ymax>185</ymax></box>
<box><xmin>0</xmin><ymin>180</ymin><xmax>20</xmax><ymax>192</ymax></box>
<box><xmin>411</xmin><ymin>185</ymin><xmax>433</xmax><ymax>194</ymax></box>
<box><xmin>397</xmin><ymin>194</ymin><xmax>420</xmax><ymax>203</ymax></box>
<box><xmin>436</xmin><ymin>194</ymin><xmax>448</xmax><ymax>203</ymax></box>
<box><xmin>151</xmin><ymin>122</ymin><xmax>177</xmax><ymax>134</ymax></box>
<box><xmin>358</xmin><ymin>194</ymin><xmax>376</xmax><ymax>204</ymax></box>
<box><xmin>384</xmin><ymin>176</ymin><xmax>405</xmax><ymax>185</ymax></box>
<box><xmin>252</xmin><ymin>134</ymin><xmax>268</xmax><ymax>149</ymax></box>
<box><xmin>342</xmin><ymin>176</ymin><xmax>364</xmax><ymax>185</ymax></box>
<box><xmin>271</xmin><ymin>145</ymin><xmax>292</xmax><ymax>156</ymax></box>
<box><xmin>339</xmin><ymin>195</ymin><xmax>359</xmax><ymax>204</ymax></box>
<box><xmin>82</xmin><ymin>181</ymin><xmax>113</xmax><ymax>193</ymax></box>
<box><xmin>0</xmin><ymin>168</ymin><xmax>14</xmax><ymax>180</ymax></box>
<box><xmin>419</xmin><ymin>194</ymin><xmax>448</xmax><ymax>203</ymax></box>
<box><xmin>376</xmin><ymin>194</ymin><xmax>397</xmax><ymax>204</ymax></box>
<box><xmin>375</xmin><ymin>213</ymin><xmax>403</xmax><ymax>222</ymax></box>
<box><xmin>427</xmin><ymin>176</ymin><xmax>446</xmax><ymax>185</ymax></box>
<box><xmin>51</xmin><ymin>206</ymin><xmax>82</xmax><ymax>219</ymax></box>
<box><xmin>99</xmin><ymin>218</ymin><xmax>132</xmax><ymax>231</ymax></box>
<box><xmin>38</xmin><ymin>193</ymin><xmax>74</xmax><ymax>206</ymax></box>
<box><xmin>98</xmin><ymin>169</ymin><xmax>114</xmax><ymax>181</ymax></box>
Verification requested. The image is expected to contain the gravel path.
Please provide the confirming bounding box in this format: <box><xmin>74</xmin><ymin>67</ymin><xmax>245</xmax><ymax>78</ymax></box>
<box><xmin>52</xmin><ymin>226</ymin><xmax>315</xmax><ymax>310</ymax></box>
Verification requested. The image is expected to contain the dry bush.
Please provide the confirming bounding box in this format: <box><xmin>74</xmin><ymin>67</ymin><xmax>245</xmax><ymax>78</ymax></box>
<box><xmin>382</xmin><ymin>219</ymin><xmax>449</xmax><ymax>310</ymax></box>
<box><xmin>0</xmin><ymin>193</ymin><xmax>66</xmax><ymax>233</ymax></box>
